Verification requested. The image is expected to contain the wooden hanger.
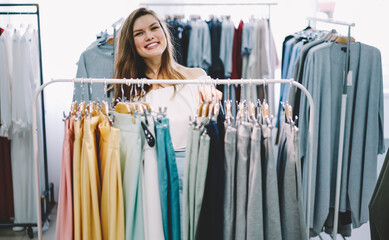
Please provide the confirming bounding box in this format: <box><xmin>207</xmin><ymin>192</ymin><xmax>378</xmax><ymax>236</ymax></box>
<box><xmin>333</xmin><ymin>35</ymin><xmax>355</xmax><ymax>44</ymax></box>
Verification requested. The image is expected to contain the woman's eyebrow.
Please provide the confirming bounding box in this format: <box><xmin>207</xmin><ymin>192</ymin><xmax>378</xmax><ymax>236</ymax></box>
<box><xmin>134</xmin><ymin>22</ymin><xmax>159</xmax><ymax>33</ymax></box>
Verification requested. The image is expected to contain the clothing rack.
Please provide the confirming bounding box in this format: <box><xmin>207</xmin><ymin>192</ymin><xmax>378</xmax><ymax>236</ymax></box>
<box><xmin>0</xmin><ymin>3</ymin><xmax>54</xmax><ymax>239</ymax></box>
<box><xmin>307</xmin><ymin>16</ymin><xmax>355</xmax><ymax>240</ymax></box>
<box><xmin>32</xmin><ymin>78</ymin><xmax>314</xmax><ymax>240</ymax></box>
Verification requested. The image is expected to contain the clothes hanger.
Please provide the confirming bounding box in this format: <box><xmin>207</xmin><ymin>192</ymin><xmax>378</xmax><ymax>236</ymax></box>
<box><xmin>333</xmin><ymin>35</ymin><xmax>355</xmax><ymax>44</ymax></box>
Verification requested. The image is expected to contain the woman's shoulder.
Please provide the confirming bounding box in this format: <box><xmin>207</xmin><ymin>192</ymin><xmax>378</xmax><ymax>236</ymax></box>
<box><xmin>177</xmin><ymin>65</ymin><xmax>207</xmax><ymax>79</ymax></box>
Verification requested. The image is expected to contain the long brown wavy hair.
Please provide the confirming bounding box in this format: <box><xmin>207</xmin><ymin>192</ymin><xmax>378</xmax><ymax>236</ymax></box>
<box><xmin>114</xmin><ymin>8</ymin><xmax>185</xmax><ymax>102</ymax></box>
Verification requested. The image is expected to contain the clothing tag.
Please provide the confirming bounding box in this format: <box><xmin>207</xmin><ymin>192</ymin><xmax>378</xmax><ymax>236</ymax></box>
<box><xmin>347</xmin><ymin>71</ymin><xmax>353</xmax><ymax>86</ymax></box>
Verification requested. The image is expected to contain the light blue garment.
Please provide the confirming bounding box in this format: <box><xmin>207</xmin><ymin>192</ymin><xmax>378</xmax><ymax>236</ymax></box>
<box><xmin>261</xmin><ymin>124</ymin><xmax>282</xmax><ymax>240</ymax></box>
<box><xmin>223</xmin><ymin>126</ymin><xmax>237</xmax><ymax>240</ymax></box>
<box><xmin>219</xmin><ymin>19</ymin><xmax>235</xmax><ymax>78</ymax></box>
<box><xmin>277</xmin><ymin>40</ymin><xmax>305</xmax><ymax>127</ymax></box>
<box><xmin>281</xmin><ymin>38</ymin><xmax>295</xmax><ymax>79</ymax></box>
<box><xmin>114</xmin><ymin>112</ymin><xmax>145</xmax><ymax>240</ymax></box>
<box><xmin>74</xmin><ymin>42</ymin><xmax>114</xmax><ymax>103</ymax></box>
<box><xmin>241</xmin><ymin>21</ymin><xmax>255</xmax><ymax>57</ymax></box>
<box><xmin>187</xmin><ymin>20</ymin><xmax>212</xmax><ymax>72</ymax></box>
<box><xmin>246</xmin><ymin>125</ymin><xmax>264</xmax><ymax>240</ymax></box>
<box><xmin>298</xmin><ymin>42</ymin><xmax>385</xmax><ymax>235</ymax></box>
<box><xmin>155</xmin><ymin>118</ymin><xmax>181</xmax><ymax>240</ymax></box>
<box><xmin>235</xmin><ymin>123</ymin><xmax>253</xmax><ymax>240</ymax></box>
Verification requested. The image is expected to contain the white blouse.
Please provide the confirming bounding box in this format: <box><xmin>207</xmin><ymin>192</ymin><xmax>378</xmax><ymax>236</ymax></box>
<box><xmin>145</xmin><ymin>76</ymin><xmax>209</xmax><ymax>151</ymax></box>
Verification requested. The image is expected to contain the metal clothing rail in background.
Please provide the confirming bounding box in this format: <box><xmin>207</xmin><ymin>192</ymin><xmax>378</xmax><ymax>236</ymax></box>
<box><xmin>0</xmin><ymin>3</ymin><xmax>54</xmax><ymax>239</ymax></box>
<box><xmin>32</xmin><ymin>78</ymin><xmax>314</xmax><ymax>240</ymax></box>
<box><xmin>306</xmin><ymin>16</ymin><xmax>355</xmax><ymax>240</ymax></box>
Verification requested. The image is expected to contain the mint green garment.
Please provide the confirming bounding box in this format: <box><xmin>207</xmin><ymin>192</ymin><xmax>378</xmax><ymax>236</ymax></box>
<box><xmin>188</xmin><ymin>129</ymin><xmax>201</xmax><ymax>240</ymax></box>
<box><xmin>193</xmin><ymin>133</ymin><xmax>210</xmax><ymax>240</ymax></box>
<box><xmin>183</xmin><ymin>126</ymin><xmax>194</xmax><ymax>240</ymax></box>
<box><xmin>114</xmin><ymin>113</ymin><xmax>145</xmax><ymax>240</ymax></box>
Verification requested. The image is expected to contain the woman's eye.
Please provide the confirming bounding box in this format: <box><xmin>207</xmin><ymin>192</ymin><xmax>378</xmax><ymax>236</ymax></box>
<box><xmin>134</xmin><ymin>32</ymin><xmax>142</xmax><ymax>37</ymax></box>
<box><xmin>151</xmin><ymin>26</ymin><xmax>159</xmax><ymax>30</ymax></box>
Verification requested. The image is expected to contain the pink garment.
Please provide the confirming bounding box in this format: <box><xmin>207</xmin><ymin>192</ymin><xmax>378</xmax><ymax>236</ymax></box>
<box><xmin>55</xmin><ymin>117</ymin><xmax>75</xmax><ymax>240</ymax></box>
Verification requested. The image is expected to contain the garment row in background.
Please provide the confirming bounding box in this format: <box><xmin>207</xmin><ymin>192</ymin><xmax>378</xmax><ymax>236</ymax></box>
<box><xmin>279</xmin><ymin>27</ymin><xmax>385</xmax><ymax>237</ymax></box>
<box><xmin>0</xmin><ymin>25</ymin><xmax>45</xmax><ymax>225</ymax></box>
<box><xmin>73</xmin><ymin>17</ymin><xmax>279</xmax><ymax>115</ymax></box>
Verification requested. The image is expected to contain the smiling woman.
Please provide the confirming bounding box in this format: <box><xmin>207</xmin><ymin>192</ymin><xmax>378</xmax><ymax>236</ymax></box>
<box><xmin>113</xmin><ymin>7</ymin><xmax>222</xmax><ymax>240</ymax></box>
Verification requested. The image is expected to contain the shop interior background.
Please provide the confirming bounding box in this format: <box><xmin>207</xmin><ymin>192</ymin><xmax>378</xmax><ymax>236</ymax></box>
<box><xmin>1</xmin><ymin>0</ymin><xmax>388</xmax><ymax>239</ymax></box>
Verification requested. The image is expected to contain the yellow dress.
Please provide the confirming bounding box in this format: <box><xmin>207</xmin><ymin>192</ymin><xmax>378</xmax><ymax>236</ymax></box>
<box><xmin>80</xmin><ymin>116</ymin><xmax>102</xmax><ymax>240</ymax></box>
<box><xmin>99</xmin><ymin>115</ymin><xmax>125</xmax><ymax>240</ymax></box>
<box><xmin>73</xmin><ymin>118</ymin><xmax>83</xmax><ymax>240</ymax></box>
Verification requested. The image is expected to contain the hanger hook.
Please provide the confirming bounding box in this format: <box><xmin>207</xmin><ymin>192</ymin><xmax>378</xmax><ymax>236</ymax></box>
<box><xmin>263</xmin><ymin>78</ymin><xmax>267</xmax><ymax>101</ymax></box>
<box><xmin>130</xmin><ymin>79</ymin><xmax>134</xmax><ymax>102</ymax></box>
<box><xmin>89</xmin><ymin>78</ymin><xmax>93</xmax><ymax>101</ymax></box>
<box><xmin>104</xmin><ymin>78</ymin><xmax>107</xmax><ymax>101</ymax></box>
<box><xmin>72</xmin><ymin>78</ymin><xmax>76</xmax><ymax>101</ymax></box>
<box><xmin>121</xmin><ymin>83</ymin><xmax>124</xmax><ymax>102</ymax></box>
<box><xmin>81</xmin><ymin>78</ymin><xmax>85</xmax><ymax>102</ymax></box>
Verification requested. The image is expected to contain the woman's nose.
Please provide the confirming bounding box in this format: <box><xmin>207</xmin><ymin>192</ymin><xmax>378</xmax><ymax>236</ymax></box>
<box><xmin>145</xmin><ymin>30</ymin><xmax>153</xmax><ymax>41</ymax></box>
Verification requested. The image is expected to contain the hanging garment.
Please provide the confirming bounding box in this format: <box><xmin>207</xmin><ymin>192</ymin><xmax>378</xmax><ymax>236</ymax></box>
<box><xmin>0</xmin><ymin>137</ymin><xmax>14</xmax><ymax>223</ymax></box>
<box><xmin>141</xmin><ymin>116</ymin><xmax>165</xmax><ymax>240</ymax></box>
<box><xmin>369</xmin><ymin>150</ymin><xmax>389</xmax><ymax>240</ymax></box>
<box><xmin>73</xmin><ymin>118</ymin><xmax>83</xmax><ymax>240</ymax></box>
<box><xmin>231</xmin><ymin>20</ymin><xmax>244</xmax><ymax>80</ymax></box>
<box><xmin>289</xmin><ymin>38</ymin><xmax>325</xmax><ymax>118</ymax></box>
<box><xmin>222</xmin><ymin>126</ymin><xmax>237</xmax><ymax>240</ymax></box>
<box><xmin>155</xmin><ymin>118</ymin><xmax>181</xmax><ymax>240</ymax></box>
<box><xmin>80</xmin><ymin>116</ymin><xmax>102</xmax><ymax>240</ymax></box>
<box><xmin>55</xmin><ymin>117</ymin><xmax>75</xmax><ymax>240</ymax></box>
<box><xmin>277</xmin><ymin>122</ymin><xmax>306</xmax><ymax>240</ymax></box>
<box><xmin>219</xmin><ymin>18</ymin><xmax>235</xmax><ymax>78</ymax></box>
<box><xmin>196</xmin><ymin>119</ymin><xmax>225</xmax><ymax>240</ymax></box>
<box><xmin>298</xmin><ymin>42</ymin><xmax>385</xmax><ymax>235</ymax></box>
<box><xmin>99</xmin><ymin>117</ymin><xmax>125</xmax><ymax>240</ymax></box>
<box><xmin>207</xmin><ymin>18</ymin><xmax>224</xmax><ymax>80</ymax></box>
<box><xmin>230</xmin><ymin>20</ymin><xmax>244</xmax><ymax>101</ymax></box>
<box><xmin>261</xmin><ymin>124</ymin><xmax>282</xmax><ymax>240</ymax></box>
<box><xmin>192</xmin><ymin>131</ymin><xmax>211</xmax><ymax>240</ymax></box>
<box><xmin>187</xmin><ymin>128</ymin><xmax>201</xmax><ymax>240</ymax></box>
<box><xmin>166</xmin><ymin>18</ymin><xmax>185</xmax><ymax>65</ymax></box>
<box><xmin>114</xmin><ymin>113</ymin><xmax>145</xmax><ymax>240</ymax></box>
<box><xmin>183</xmin><ymin>126</ymin><xmax>194</xmax><ymax>240</ymax></box>
<box><xmin>0</xmin><ymin>28</ymin><xmax>13</xmax><ymax>137</ymax></box>
<box><xmin>74</xmin><ymin>41</ymin><xmax>114</xmax><ymax>102</ymax></box>
<box><xmin>181</xmin><ymin>24</ymin><xmax>192</xmax><ymax>67</ymax></box>
<box><xmin>187</xmin><ymin>20</ymin><xmax>212</xmax><ymax>72</ymax></box>
<box><xmin>246</xmin><ymin>125</ymin><xmax>264</xmax><ymax>240</ymax></box>
<box><xmin>183</xmin><ymin>126</ymin><xmax>211</xmax><ymax>240</ymax></box>
<box><xmin>234</xmin><ymin>123</ymin><xmax>252</xmax><ymax>240</ymax></box>
<box><xmin>10</xmin><ymin>28</ymin><xmax>41</xmax><ymax>224</ymax></box>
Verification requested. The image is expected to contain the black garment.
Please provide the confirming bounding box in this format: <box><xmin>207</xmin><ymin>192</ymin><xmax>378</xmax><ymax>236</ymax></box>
<box><xmin>181</xmin><ymin>24</ymin><xmax>192</xmax><ymax>67</ymax></box>
<box><xmin>206</xmin><ymin>19</ymin><xmax>225</xmax><ymax>92</ymax></box>
<box><xmin>166</xmin><ymin>19</ymin><xmax>185</xmax><ymax>65</ymax></box>
<box><xmin>369</xmin><ymin>149</ymin><xmax>389</xmax><ymax>240</ymax></box>
<box><xmin>196</xmin><ymin>115</ymin><xmax>225</xmax><ymax>240</ymax></box>
<box><xmin>324</xmin><ymin>209</ymin><xmax>352</xmax><ymax>237</ymax></box>
<box><xmin>0</xmin><ymin>137</ymin><xmax>14</xmax><ymax>223</ymax></box>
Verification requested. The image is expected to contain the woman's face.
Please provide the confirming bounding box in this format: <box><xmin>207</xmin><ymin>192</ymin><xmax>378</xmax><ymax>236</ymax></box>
<box><xmin>133</xmin><ymin>14</ymin><xmax>167</xmax><ymax>60</ymax></box>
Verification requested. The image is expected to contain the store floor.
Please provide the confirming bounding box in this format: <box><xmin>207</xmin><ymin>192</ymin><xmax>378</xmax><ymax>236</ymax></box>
<box><xmin>0</xmin><ymin>199</ymin><xmax>376</xmax><ymax>240</ymax></box>
<box><xmin>0</xmin><ymin>206</ymin><xmax>57</xmax><ymax>240</ymax></box>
